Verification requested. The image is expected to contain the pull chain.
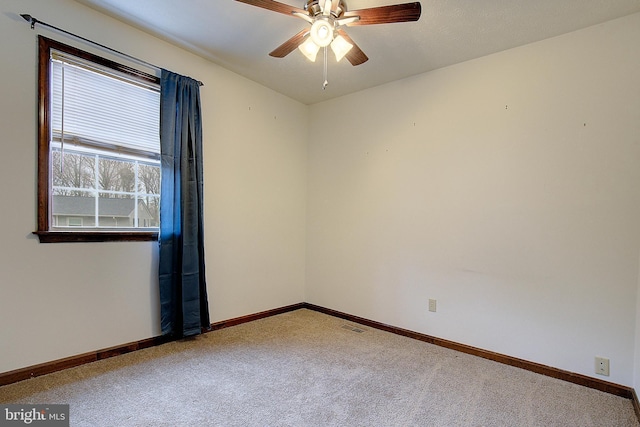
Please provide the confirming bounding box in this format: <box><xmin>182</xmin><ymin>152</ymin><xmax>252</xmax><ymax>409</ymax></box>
<box><xmin>322</xmin><ymin>46</ymin><xmax>328</xmax><ymax>90</ymax></box>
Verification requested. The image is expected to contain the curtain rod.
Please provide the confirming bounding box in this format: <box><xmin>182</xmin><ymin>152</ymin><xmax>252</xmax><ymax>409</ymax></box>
<box><xmin>20</xmin><ymin>13</ymin><xmax>204</xmax><ymax>86</ymax></box>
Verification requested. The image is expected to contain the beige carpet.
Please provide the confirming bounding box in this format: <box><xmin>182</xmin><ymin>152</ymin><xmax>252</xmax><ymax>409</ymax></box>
<box><xmin>0</xmin><ymin>309</ymin><xmax>637</xmax><ymax>426</ymax></box>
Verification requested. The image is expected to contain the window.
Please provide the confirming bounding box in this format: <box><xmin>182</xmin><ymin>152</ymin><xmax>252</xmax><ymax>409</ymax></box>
<box><xmin>67</xmin><ymin>217</ymin><xmax>83</xmax><ymax>227</ymax></box>
<box><xmin>35</xmin><ymin>36</ymin><xmax>161</xmax><ymax>243</ymax></box>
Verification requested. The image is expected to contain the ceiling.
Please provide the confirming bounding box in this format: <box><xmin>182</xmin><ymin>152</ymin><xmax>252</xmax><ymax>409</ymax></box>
<box><xmin>74</xmin><ymin>0</ymin><xmax>640</xmax><ymax>105</ymax></box>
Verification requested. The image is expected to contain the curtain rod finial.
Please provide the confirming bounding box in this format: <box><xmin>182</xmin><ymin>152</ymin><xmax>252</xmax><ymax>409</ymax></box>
<box><xmin>20</xmin><ymin>14</ymin><xmax>36</xmax><ymax>29</ymax></box>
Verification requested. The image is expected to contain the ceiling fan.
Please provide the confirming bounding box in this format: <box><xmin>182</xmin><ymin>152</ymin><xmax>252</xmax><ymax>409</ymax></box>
<box><xmin>235</xmin><ymin>0</ymin><xmax>422</xmax><ymax>67</ymax></box>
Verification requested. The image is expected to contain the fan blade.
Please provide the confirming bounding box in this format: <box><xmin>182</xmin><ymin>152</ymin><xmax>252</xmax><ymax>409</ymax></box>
<box><xmin>293</xmin><ymin>11</ymin><xmax>314</xmax><ymax>24</ymax></box>
<box><xmin>336</xmin><ymin>29</ymin><xmax>368</xmax><ymax>66</ymax></box>
<box><xmin>343</xmin><ymin>2</ymin><xmax>421</xmax><ymax>25</ymax></box>
<box><xmin>269</xmin><ymin>29</ymin><xmax>309</xmax><ymax>58</ymax></box>
<box><xmin>235</xmin><ymin>0</ymin><xmax>307</xmax><ymax>17</ymax></box>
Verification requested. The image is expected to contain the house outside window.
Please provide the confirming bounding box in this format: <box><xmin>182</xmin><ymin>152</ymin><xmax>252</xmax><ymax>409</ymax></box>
<box><xmin>35</xmin><ymin>36</ymin><xmax>161</xmax><ymax>243</ymax></box>
<box><xmin>66</xmin><ymin>217</ymin><xmax>83</xmax><ymax>227</ymax></box>
<box><xmin>53</xmin><ymin>195</ymin><xmax>158</xmax><ymax>228</ymax></box>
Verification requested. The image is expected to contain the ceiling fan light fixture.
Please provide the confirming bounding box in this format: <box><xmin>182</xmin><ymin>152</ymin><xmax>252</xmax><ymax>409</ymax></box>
<box><xmin>299</xmin><ymin>37</ymin><xmax>320</xmax><ymax>62</ymax></box>
<box><xmin>238</xmin><ymin>0</ymin><xmax>422</xmax><ymax>70</ymax></box>
<box><xmin>330</xmin><ymin>34</ymin><xmax>352</xmax><ymax>62</ymax></box>
<box><xmin>310</xmin><ymin>19</ymin><xmax>334</xmax><ymax>47</ymax></box>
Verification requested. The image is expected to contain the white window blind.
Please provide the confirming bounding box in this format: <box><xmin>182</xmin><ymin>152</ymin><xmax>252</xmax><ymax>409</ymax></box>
<box><xmin>51</xmin><ymin>51</ymin><xmax>160</xmax><ymax>159</ymax></box>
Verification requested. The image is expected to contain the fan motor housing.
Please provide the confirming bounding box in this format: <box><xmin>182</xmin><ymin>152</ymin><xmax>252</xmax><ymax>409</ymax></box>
<box><xmin>305</xmin><ymin>0</ymin><xmax>347</xmax><ymax>18</ymax></box>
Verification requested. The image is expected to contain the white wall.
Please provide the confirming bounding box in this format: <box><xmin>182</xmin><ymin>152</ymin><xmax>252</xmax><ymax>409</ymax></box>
<box><xmin>2</xmin><ymin>0</ymin><xmax>639</xmax><ymax>391</ymax></box>
<box><xmin>307</xmin><ymin>13</ymin><xmax>640</xmax><ymax>387</ymax></box>
<box><xmin>0</xmin><ymin>0</ymin><xmax>307</xmax><ymax>373</ymax></box>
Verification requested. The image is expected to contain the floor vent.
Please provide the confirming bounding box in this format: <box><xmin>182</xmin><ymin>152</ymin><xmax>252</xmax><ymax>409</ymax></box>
<box><xmin>341</xmin><ymin>324</ymin><xmax>366</xmax><ymax>333</ymax></box>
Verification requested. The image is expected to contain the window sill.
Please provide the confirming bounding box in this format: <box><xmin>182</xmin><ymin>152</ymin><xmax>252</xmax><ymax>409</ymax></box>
<box><xmin>33</xmin><ymin>231</ymin><xmax>158</xmax><ymax>243</ymax></box>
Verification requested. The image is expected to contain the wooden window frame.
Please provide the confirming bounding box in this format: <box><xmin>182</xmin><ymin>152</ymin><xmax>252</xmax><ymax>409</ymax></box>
<box><xmin>34</xmin><ymin>36</ymin><xmax>160</xmax><ymax>243</ymax></box>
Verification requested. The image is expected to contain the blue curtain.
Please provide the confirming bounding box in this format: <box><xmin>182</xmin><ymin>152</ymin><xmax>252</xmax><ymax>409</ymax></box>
<box><xmin>158</xmin><ymin>69</ymin><xmax>210</xmax><ymax>337</ymax></box>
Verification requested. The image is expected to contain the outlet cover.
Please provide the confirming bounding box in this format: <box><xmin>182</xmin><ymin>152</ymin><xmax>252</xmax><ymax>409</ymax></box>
<box><xmin>428</xmin><ymin>299</ymin><xmax>437</xmax><ymax>312</ymax></box>
<box><xmin>595</xmin><ymin>357</ymin><xmax>610</xmax><ymax>376</ymax></box>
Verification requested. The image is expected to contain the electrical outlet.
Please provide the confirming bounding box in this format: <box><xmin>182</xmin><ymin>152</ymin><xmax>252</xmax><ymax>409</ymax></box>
<box><xmin>428</xmin><ymin>299</ymin><xmax>437</xmax><ymax>312</ymax></box>
<box><xmin>595</xmin><ymin>357</ymin><xmax>609</xmax><ymax>376</ymax></box>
